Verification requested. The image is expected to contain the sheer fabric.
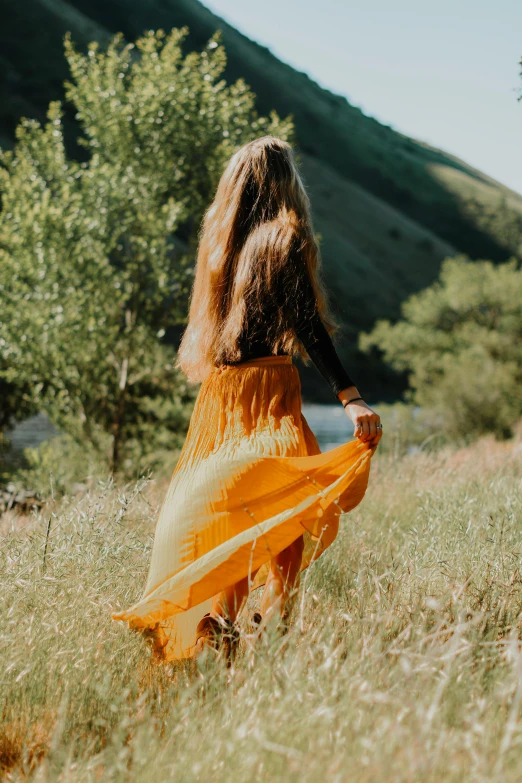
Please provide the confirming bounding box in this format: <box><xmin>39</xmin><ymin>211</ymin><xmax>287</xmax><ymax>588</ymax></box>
<box><xmin>113</xmin><ymin>356</ymin><xmax>374</xmax><ymax>660</ymax></box>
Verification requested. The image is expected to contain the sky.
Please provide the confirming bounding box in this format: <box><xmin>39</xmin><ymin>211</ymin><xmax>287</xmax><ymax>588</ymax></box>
<box><xmin>203</xmin><ymin>0</ymin><xmax>522</xmax><ymax>195</ymax></box>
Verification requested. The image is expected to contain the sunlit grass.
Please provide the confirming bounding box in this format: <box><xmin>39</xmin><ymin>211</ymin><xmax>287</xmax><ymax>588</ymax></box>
<box><xmin>2</xmin><ymin>432</ymin><xmax>522</xmax><ymax>781</ymax></box>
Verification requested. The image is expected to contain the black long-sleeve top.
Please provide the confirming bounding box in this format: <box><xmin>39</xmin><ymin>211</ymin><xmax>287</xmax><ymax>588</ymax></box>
<box><xmin>230</xmin><ymin>258</ymin><xmax>356</xmax><ymax>399</ymax></box>
<box><xmin>291</xmin><ymin>305</ymin><xmax>356</xmax><ymax>397</ymax></box>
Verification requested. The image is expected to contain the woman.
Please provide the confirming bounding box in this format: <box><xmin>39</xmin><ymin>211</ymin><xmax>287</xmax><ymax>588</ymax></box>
<box><xmin>113</xmin><ymin>136</ymin><xmax>382</xmax><ymax>662</ymax></box>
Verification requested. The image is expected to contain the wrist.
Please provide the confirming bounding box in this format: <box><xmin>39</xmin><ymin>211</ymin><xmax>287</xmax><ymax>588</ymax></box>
<box><xmin>337</xmin><ymin>386</ymin><xmax>362</xmax><ymax>407</ymax></box>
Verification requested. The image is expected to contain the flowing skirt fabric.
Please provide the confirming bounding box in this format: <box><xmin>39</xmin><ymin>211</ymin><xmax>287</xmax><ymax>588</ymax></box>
<box><xmin>112</xmin><ymin>356</ymin><xmax>374</xmax><ymax>660</ymax></box>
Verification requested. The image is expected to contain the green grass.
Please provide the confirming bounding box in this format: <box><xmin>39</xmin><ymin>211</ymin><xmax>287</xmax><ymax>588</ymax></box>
<box><xmin>2</xmin><ymin>430</ymin><xmax>522</xmax><ymax>780</ymax></box>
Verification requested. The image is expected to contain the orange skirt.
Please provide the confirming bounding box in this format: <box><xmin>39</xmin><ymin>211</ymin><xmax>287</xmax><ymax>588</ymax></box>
<box><xmin>112</xmin><ymin>356</ymin><xmax>375</xmax><ymax>660</ymax></box>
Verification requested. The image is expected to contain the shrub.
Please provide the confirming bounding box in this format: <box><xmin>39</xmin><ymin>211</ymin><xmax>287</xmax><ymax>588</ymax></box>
<box><xmin>361</xmin><ymin>256</ymin><xmax>522</xmax><ymax>440</ymax></box>
<box><xmin>0</xmin><ymin>28</ymin><xmax>292</xmax><ymax>474</ymax></box>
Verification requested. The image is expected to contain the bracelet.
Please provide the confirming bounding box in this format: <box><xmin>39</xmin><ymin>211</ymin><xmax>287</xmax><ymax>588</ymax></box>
<box><xmin>342</xmin><ymin>396</ymin><xmax>363</xmax><ymax>408</ymax></box>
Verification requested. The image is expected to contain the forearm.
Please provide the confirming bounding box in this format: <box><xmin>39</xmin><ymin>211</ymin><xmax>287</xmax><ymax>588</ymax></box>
<box><xmin>337</xmin><ymin>385</ymin><xmax>362</xmax><ymax>406</ymax></box>
<box><xmin>286</xmin><ymin>256</ymin><xmax>358</xmax><ymax>400</ymax></box>
<box><xmin>296</xmin><ymin>313</ymin><xmax>357</xmax><ymax>400</ymax></box>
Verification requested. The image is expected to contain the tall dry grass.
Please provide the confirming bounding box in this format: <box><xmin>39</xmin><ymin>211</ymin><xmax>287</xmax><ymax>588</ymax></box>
<box><xmin>2</xmin><ymin>431</ymin><xmax>522</xmax><ymax>781</ymax></box>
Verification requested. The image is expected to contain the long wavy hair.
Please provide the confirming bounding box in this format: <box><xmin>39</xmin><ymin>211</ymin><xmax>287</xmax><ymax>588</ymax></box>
<box><xmin>177</xmin><ymin>135</ymin><xmax>336</xmax><ymax>382</ymax></box>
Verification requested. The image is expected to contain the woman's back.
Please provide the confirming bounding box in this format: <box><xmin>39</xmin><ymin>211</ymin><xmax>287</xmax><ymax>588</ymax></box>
<box><xmin>231</xmin><ymin>247</ymin><xmax>355</xmax><ymax>398</ymax></box>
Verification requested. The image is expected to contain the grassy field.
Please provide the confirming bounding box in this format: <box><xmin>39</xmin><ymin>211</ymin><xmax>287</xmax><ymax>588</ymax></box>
<box><xmin>2</xmin><ymin>429</ymin><xmax>522</xmax><ymax>781</ymax></box>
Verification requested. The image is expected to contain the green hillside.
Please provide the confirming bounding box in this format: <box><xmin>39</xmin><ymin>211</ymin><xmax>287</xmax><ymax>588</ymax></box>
<box><xmin>2</xmin><ymin>0</ymin><xmax>522</xmax><ymax>399</ymax></box>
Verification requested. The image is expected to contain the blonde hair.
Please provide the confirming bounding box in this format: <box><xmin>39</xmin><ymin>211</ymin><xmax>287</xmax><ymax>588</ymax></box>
<box><xmin>177</xmin><ymin>135</ymin><xmax>335</xmax><ymax>382</ymax></box>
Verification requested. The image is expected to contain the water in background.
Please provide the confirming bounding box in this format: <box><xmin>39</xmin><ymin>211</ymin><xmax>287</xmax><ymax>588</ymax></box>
<box><xmin>7</xmin><ymin>406</ymin><xmax>353</xmax><ymax>455</ymax></box>
<box><xmin>302</xmin><ymin>404</ymin><xmax>354</xmax><ymax>452</ymax></box>
<box><xmin>7</xmin><ymin>413</ymin><xmax>59</xmax><ymax>452</ymax></box>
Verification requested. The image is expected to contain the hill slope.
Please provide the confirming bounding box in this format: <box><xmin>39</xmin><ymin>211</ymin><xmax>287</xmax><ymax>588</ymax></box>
<box><xmin>2</xmin><ymin>0</ymin><xmax>522</xmax><ymax>399</ymax></box>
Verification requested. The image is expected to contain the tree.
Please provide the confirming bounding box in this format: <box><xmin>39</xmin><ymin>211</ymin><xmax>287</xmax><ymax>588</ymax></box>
<box><xmin>0</xmin><ymin>28</ymin><xmax>292</xmax><ymax>473</ymax></box>
<box><xmin>361</xmin><ymin>256</ymin><xmax>522</xmax><ymax>439</ymax></box>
